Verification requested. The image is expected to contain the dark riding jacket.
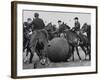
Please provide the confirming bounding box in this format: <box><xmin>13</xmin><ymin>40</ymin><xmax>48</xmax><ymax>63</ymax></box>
<box><xmin>32</xmin><ymin>18</ymin><xmax>45</xmax><ymax>30</ymax></box>
<box><xmin>23</xmin><ymin>22</ymin><xmax>32</xmax><ymax>40</ymax></box>
<box><xmin>73</xmin><ymin>21</ymin><xmax>80</xmax><ymax>31</ymax></box>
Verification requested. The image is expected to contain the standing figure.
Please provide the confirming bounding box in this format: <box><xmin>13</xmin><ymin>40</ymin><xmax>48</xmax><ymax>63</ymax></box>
<box><xmin>23</xmin><ymin>18</ymin><xmax>33</xmax><ymax>63</ymax></box>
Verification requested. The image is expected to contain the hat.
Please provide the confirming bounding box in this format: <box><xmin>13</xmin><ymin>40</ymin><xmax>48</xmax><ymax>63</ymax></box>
<box><xmin>58</xmin><ymin>20</ymin><xmax>61</xmax><ymax>23</ymax></box>
<box><xmin>74</xmin><ymin>17</ymin><xmax>78</xmax><ymax>20</ymax></box>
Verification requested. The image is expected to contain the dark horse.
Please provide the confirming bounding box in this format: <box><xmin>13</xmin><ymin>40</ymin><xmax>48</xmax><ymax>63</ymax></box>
<box><xmin>64</xmin><ymin>29</ymin><xmax>81</xmax><ymax>61</ymax></box>
<box><xmin>29</xmin><ymin>29</ymin><xmax>49</xmax><ymax>68</ymax></box>
<box><xmin>45</xmin><ymin>23</ymin><xmax>58</xmax><ymax>40</ymax></box>
<box><xmin>79</xmin><ymin>23</ymin><xmax>91</xmax><ymax>60</ymax></box>
<box><xmin>45</xmin><ymin>22</ymin><xmax>70</xmax><ymax>41</ymax></box>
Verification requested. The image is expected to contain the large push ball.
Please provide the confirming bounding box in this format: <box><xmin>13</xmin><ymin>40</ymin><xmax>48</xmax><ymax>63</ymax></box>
<box><xmin>47</xmin><ymin>38</ymin><xmax>71</xmax><ymax>62</ymax></box>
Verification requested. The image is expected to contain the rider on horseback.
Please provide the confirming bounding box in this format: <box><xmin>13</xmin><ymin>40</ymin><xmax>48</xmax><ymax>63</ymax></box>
<box><xmin>32</xmin><ymin>13</ymin><xmax>45</xmax><ymax>31</ymax></box>
<box><xmin>72</xmin><ymin>17</ymin><xmax>80</xmax><ymax>35</ymax></box>
<box><xmin>23</xmin><ymin>18</ymin><xmax>33</xmax><ymax>50</ymax></box>
<box><xmin>57</xmin><ymin>20</ymin><xmax>70</xmax><ymax>38</ymax></box>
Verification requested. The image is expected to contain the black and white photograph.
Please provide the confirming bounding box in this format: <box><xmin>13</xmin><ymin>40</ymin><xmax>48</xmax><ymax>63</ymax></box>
<box><xmin>11</xmin><ymin>1</ymin><xmax>97</xmax><ymax>78</ymax></box>
<box><xmin>23</xmin><ymin>10</ymin><xmax>91</xmax><ymax>69</ymax></box>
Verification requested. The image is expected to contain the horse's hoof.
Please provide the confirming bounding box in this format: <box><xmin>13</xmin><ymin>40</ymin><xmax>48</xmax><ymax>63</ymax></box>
<box><xmin>40</xmin><ymin>59</ymin><xmax>46</xmax><ymax>65</ymax></box>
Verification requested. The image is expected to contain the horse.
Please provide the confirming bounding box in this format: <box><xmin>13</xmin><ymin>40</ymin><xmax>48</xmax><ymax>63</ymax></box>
<box><xmin>78</xmin><ymin>33</ymin><xmax>90</xmax><ymax>60</ymax></box>
<box><xmin>45</xmin><ymin>23</ymin><xmax>58</xmax><ymax>40</ymax></box>
<box><xmin>63</xmin><ymin>29</ymin><xmax>81</xmax><ymax>61</ymax></box>
<box><xmin>29</xmin><ymin>29</ymin><xmax>49</xmax><ymax>68</ymax></box>
<box><xmin>79</xmin><ymin>23</ymin><xmax>91</xmax><ymax>60</ymax></box>
<box><xmin>81</xmin><ymin>23</ymin><xmax>91</xmax><ymax>43</ymax></box>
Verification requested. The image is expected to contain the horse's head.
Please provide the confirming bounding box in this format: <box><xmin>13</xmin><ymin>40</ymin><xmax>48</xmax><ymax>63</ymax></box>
<box><xmin>45</xmin><ymin>23</ymin><xmax>52</xmax><ymax>31</ymax></box>
<box><xmin>81</xmin><ymin>23</ymin><xmax>88</xmax><ymax>33</ymax></box>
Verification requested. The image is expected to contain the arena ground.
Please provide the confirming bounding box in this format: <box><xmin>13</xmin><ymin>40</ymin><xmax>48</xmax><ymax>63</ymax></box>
<box><xmin>23</xmin><ymin>47</ymin><xmax>91</xmax><ymax>69</ymax></box>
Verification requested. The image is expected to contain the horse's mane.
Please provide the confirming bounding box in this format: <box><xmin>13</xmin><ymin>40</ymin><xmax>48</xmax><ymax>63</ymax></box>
<box><xmin>81</xmin><ymin>23</ymin><xmax>91</xmax><ymax>32</ymax></box>
<box><xmin>64</xmin><ymin>29</ymin><xmax>76</xmax><ymax>34</ymax></box>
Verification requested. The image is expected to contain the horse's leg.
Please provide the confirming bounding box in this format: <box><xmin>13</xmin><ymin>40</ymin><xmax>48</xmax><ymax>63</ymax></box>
<box><xmin>25</xmin><ymin>40</ymin><xmax>29</xmax><ymax>56</ymax></box>
<box><xmin>23</xmin><ymin>48</ymin><xmax>28</xmax><ymax>63</ymax></box>
<box><xmin>89</xmin><ymin>51</ymin><xmax>91</xmax><ymax>60</ymax></box>
<box><xmin>33</xmin><ymin>62</ymin><xmax>37</xmax><ymax>69</ymax></box>
<box><xmin>76</xmin><ymin>46</ymin><xmax>81</xmax><ymax>61</ymax></box>
<box><xmin>72</xmin><ymin>46</ymin><xmax>75</xmax><ymax>61</ymax></box>
<box><xmin>26</xmin><ymin>48</ymin><xmax>28</xmax><ymax>56</ymax></box>
<box><xmin>80</xmin><ymin>45</ymin><xmax>87</xmax><ymax>60</ymax></box>
<box><xmin>40</xmin><ymin>46</ymin><xmax>48</xmax><ymax>65</ymax></box>
<box><xmin>29</xmin><ymin>48</ymin><xmax>34</xmax><ymax>64</ymax></box>
<box><xmin>67</xmin><ymin>45</ymin><xmax>72</xmax><ymax>62</ymax></box>
<box><xmin>87</xmin><ymin>45</ymin><xmax>91</xmax><ymax>60</ymax></box>
<box><xmin>29</xmin><ymin>53</ymin><xmax>33</xmax><ymax>63</ymax></box>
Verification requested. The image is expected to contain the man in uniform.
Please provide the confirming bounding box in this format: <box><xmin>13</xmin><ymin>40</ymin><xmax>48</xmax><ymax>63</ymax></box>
<box><xmin>58</xmin><ymin>20</ymin><xmax>64</xmax><ymax>33</ymax></box>
<box><xmin>72</xmin><ymin>17</ymin><xmax>80</xmax><ymax>34</ymax></box>
<box><xmin>32</xmin><ymin>13</ymin><xmax>45</xmax><ymax>31</ymax></box>
<box><xmin>23</xmin><ymin>18</ymin><xmax>33</xmax><ymax>59</ymax></box>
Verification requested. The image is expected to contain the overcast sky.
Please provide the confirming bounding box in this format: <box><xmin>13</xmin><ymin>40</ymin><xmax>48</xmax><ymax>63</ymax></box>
<box><xmin>23</xmin><ymin>10</ymin><xmax>91</xmax><ymax>28</ymax></box>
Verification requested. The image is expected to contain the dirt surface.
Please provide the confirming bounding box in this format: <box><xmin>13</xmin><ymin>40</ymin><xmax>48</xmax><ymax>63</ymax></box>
<box><xmin>23</xmin><ymin>47</ymin><xmax>91</xmax><ymax>69</ymax></box>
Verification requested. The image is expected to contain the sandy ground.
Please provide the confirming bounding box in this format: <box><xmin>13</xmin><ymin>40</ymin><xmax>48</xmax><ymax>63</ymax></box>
<box><xmin>23</xmin><ymin>47</ymin><xmax>91</xmax><ymax>69</ymax></box>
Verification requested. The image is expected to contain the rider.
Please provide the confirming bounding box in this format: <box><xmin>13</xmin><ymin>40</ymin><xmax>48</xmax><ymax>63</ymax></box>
<box><xmin>32</xmin><ymin>13</ymin><xmax>45</xmax><ymax>31</ymax></box>
<box><xmin>23</xmin><ymin>18</ymin><xmax>33</xmax><ymax>58</ymax></box>
<box><xmin>58</xmin><ymin>20</ymin><xmax>65</xmax><ymax>33</ymax></box>
<box><xmin>57</xmin><ymin>20</ymin><xmax>63</xmax><ymax>37</ymax></box>
<box><xmin>58</xmin><ymin>20</ymin><xmax>70</xmax><ymax>37</ymax></box>
<box><xmin>23</xmin><ymin>18</ymin><xmax>33</xmax><ymax>39</ymax></box>
<box><xmin>72</xmin><ymin>17</ymin><xmax>80</xmax><ymax>35</ymax></box>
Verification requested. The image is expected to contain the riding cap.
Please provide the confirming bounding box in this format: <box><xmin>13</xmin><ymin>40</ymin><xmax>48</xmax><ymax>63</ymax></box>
<box><xmin>58</xmin><ymin>20</ymin><xmax>62</xmax><ymax>23</ymax></box>
<box><xmin>74</xmin><ymin>17</ymin><xmax>78</xmax><ymax>20</ymax></box>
